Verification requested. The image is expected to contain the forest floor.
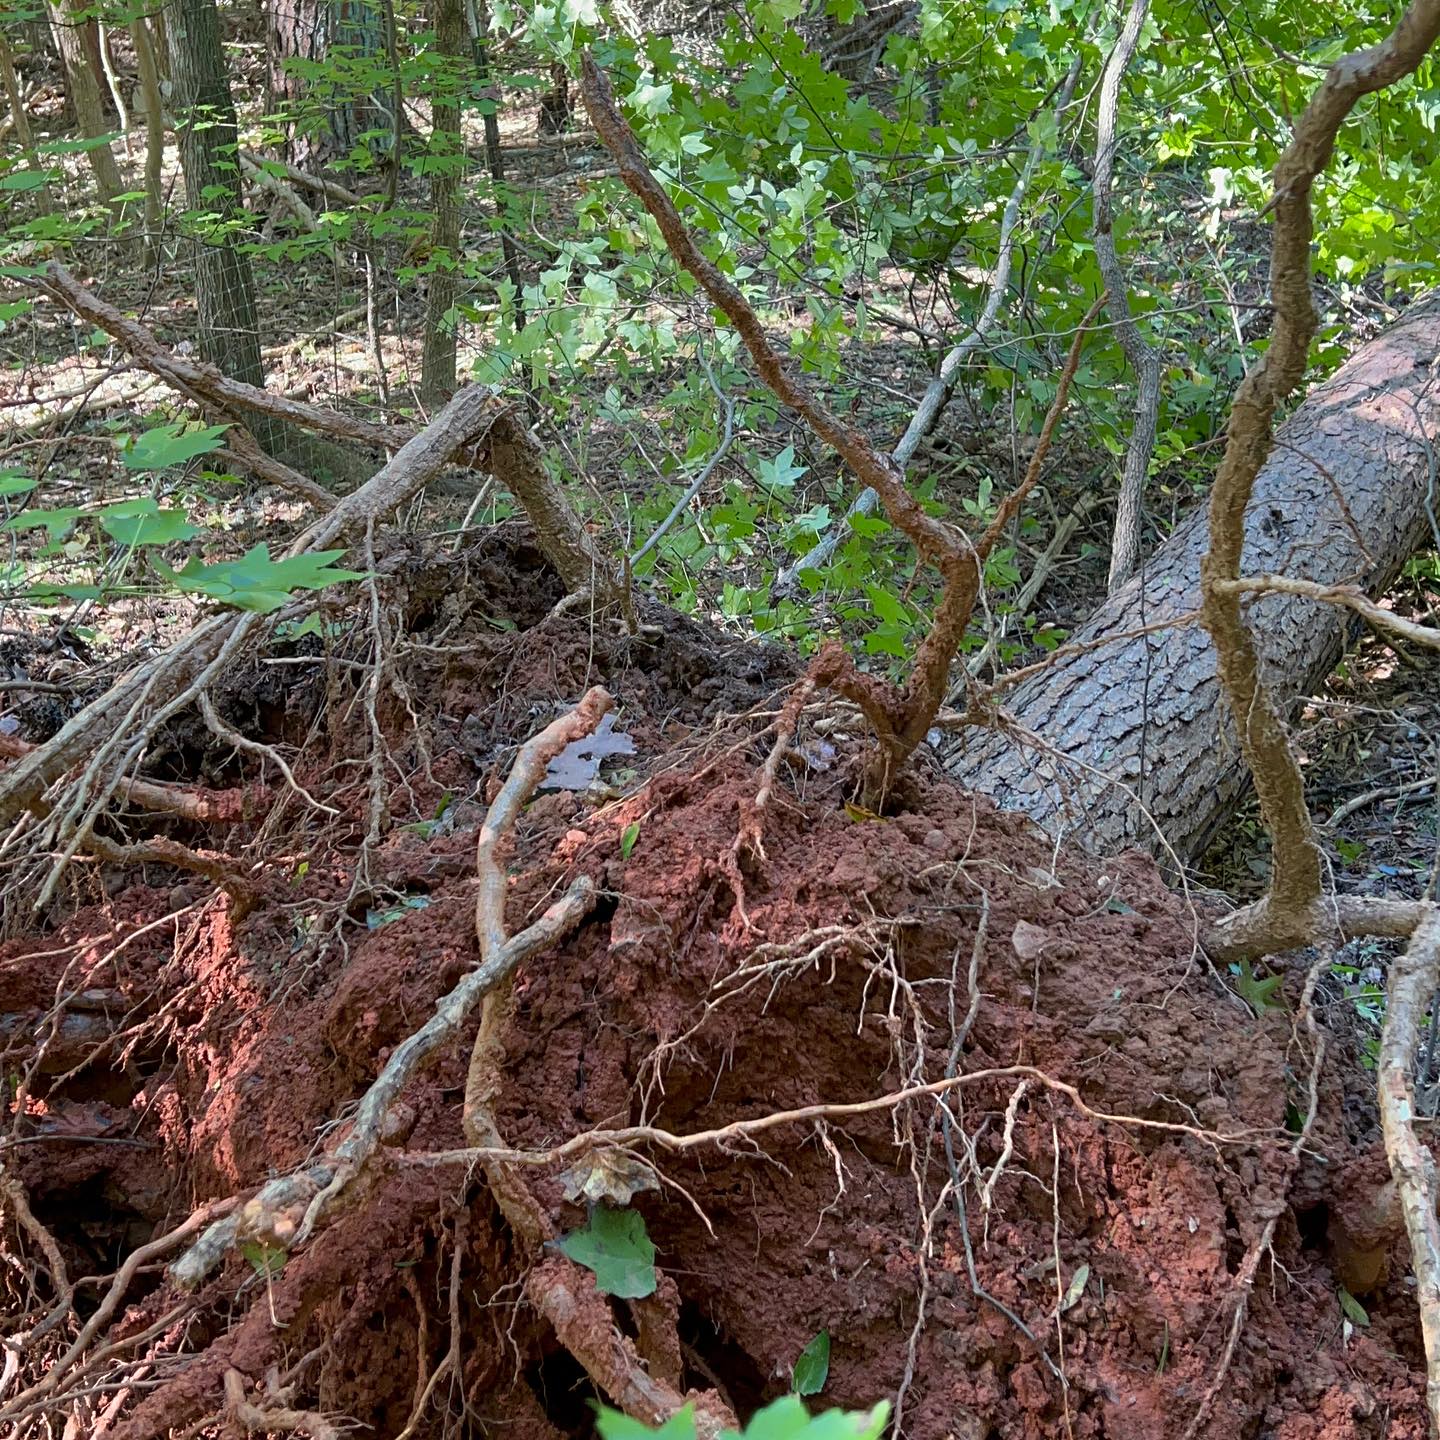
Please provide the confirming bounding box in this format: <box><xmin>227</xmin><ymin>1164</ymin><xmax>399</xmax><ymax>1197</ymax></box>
<box><xmin>2</xmin><ymin>529</ymin><xmax>1437</xmax><ymax>1440</ymax></box>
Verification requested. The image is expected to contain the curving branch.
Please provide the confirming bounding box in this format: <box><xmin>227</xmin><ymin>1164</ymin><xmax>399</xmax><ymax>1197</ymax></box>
<box><xmin>775</xmin><ymin>54</ymin><xmax>1085</xmax><ymax>592</ymax></box>
<box><xmin>581</xmin><ymin>53</ymin><xmax>1098</xmax><ymax>799</ymax></box>
<box><xmin>1092</xmin><ymin>0</ymin><xmax>1162</xmax><ymax>593</ymax></box>
<box><xmin>1200</xmin><ymin>0</ymin><xmax>1440</xmax><ymax>962</ymax></box>
<box><xmin>1377</xmin><ymin>905</ymin><xmax>1440</xmax><ymax>1434</ymax></box>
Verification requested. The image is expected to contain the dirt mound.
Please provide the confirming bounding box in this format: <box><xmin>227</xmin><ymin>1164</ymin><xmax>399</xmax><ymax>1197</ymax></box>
<box><xmin>1</xmin><ymin>536</ymin><xmax>1430</xmax><ymax>1439</ymax></box>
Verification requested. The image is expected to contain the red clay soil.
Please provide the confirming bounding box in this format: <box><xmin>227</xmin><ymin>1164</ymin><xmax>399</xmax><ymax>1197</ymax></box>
<box><xmin>0</xmin><ymin>536</ymin><xmax>1431</xmax><ymax>1440</ymax></box>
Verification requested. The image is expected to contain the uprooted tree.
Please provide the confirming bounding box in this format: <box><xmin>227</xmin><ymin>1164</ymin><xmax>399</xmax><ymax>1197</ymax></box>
<box><xmin>6</xmin><ymin>0</ymin><xmax>1440</xmax><ymax>1436</ymax></box>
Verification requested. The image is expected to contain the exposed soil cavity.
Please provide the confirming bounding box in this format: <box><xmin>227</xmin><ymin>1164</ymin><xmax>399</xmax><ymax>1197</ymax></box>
<box><xmin>1</xmin><ymin>532</ymin><xmax>1431</xmax><ymax>1439</ymax></box>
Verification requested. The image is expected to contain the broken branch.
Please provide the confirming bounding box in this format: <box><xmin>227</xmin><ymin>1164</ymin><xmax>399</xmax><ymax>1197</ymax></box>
<box><xmin>1378</xmin><ymin>904</ymin><xmax>1440</xmax><ymax>1435</ymax></box>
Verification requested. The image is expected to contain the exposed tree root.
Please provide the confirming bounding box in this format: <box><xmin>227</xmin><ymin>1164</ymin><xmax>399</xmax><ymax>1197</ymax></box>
<box><xmin>172</xmin><ymin>690</ymin><xmax>612</xmax><ymax>1288</ymax></box>
<box><xmin>1378</xmin><ymin>905</ymin><xmax>1440</xmax><ymax>1434</ymax></box>
<box><xmin>463</xmin><ymin>690</ymin><xmax>738</xmax><ymax>1435</ymax></box>
<box><xmin>224</xmin><ymin>1368</ymin><xmax>341</xmax><ymax>1439</ymax></box>
<box><xmin>0</xmin><ymin>733</ymin><xmax>262</xmax><ymax>824</ymax></box>
<box><xmin>0</xmin><ymin>385</ymin><xmax>506</xmax><ymax>913</ymax></box>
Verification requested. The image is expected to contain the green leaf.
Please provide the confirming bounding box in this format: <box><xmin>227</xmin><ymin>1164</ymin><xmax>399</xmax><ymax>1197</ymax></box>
<box><xmin>1059</xmin><ymin>1263</ymin><xmax>1090</xmax><ymax>1313</ymax></box>
<box><xmin>3</xmin><ymin>505</ymin><xmax>84</xmax><ymax>542</ymax></box>
<box><xmin>240</xmin><ymin>1240</ymin><xmax>287</xmax><ymax>1278</ymax></box>
<box><xmin>0</xmin><ymin>171</ymin><xmax>51</xmax><ymax>191</ymax></box>
<box><xmin>620</xmin><ymin>820</ymin><xmax>641</xmax><ymax>859</ymax></box>
<box><xmin>596</xmin><ymin>1407</ymin><xmax>695</xmax><ymax>1440</ymax></box>
<box><xmin>123</xmin><ymin>422</ymin><xmax>230</xmax><ymax>472</ymax></box>
<box><xmin>1234</xmin><ymin>961</ymin><xmax>1285</xmax><ymax>1017</ymax></box>
<box><xmin>37</xmin><ymin>132</ymin><xmax>122</xmax><ymax>154</ymax></box>
<box><xmin>757</xmin><ymin>445</ymin><xmax>807</xmax><ymax>492</ymax></box>
<box><xmin>556</xmin><ymin>1206</ymin><xmax>657</xmax><ymax>1298</ymax></box>
<box><xmin>98</xmin><ymin>499</ymin><xmax>201</xmax><ymax>547</ymax></box>
<box><xmin>792</xmin><ymin>1330</ymin><xmax>830</xmax><ymax>1396</ymax></box>
<box><xmin>159</xmin><ymin>544</ymin><xmax>365</xmax><ymax>613</ymax></box>
<box><xmin>0</xmin><ymin>472</ymin><xmax>36</xmax><ymax>497</ymax></box>
<box><xmin>1338</xmin><ymin>1287</ymin><xmax>1370</xmax><ymax>1327</ymax></box>
<box><xmin>739</xmin><ymin>1395</ymin><xmax>889</xmax><ymax>1440</ymax></box>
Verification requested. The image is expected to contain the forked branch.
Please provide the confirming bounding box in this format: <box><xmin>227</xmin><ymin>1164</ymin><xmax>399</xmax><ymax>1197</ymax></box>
<box><xmin>581</xmin><ymin>53</ymin><xmax>1097</xmax><ymax>797</ymax></box>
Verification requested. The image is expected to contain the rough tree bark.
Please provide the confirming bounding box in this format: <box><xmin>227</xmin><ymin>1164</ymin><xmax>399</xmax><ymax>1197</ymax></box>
<box><xmin>167</xmin><ymin>0</ymin><xmax>267</xmax><ymax>398</ymax></box>
<box><xmin>267</xmin><ymin>0</ymin><xmax>396</xmax><ymax>169</ymax></box>
<box><xmin>945</xmin><ymin>296</ymin><xmax>1440</xmax><ymax>861</ymax></box>
<box><xmin>46</xmin><ymin>0</ymin><xmax>123</xmax><ymax>204</ymax></box>
<box><xmin>419</xmin><ymin>0</ymin><xmax>466</xmax><ymax>405</ymax></box>
<box><xmin>131</xmin><ymin>16</ymin><xmax>164</xmax><ymax>265</ymax></box>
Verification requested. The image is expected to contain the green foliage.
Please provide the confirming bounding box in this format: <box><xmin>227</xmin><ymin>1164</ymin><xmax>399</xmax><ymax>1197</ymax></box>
<box><xmin>0</xmin><ymin>420</ymin><xmax>364</xmax><ymax>617</ymax></box>
<box><xmin>791</xmin><ymin>1331</ymin><xmax>830</xmax><ymax>1396</ymax></box>
<box><xmin>122</xmin><ymin>422</ymin><xmax>230</xmax><ymax>472</ymax></box>
<box><xmin>1232</xmin><ymin>960</ymin><xmax>1286</xmax><ymax>1018</ymax></box>
<box><xmin>6</xmin><ymin>0</ymin><xmax>1438</xmax><ymax>691</ymax></box>
<box><xmin>596</xmin><ymin>1396</ymin><xmax>889</xmax><ymax>1440</ymax></box>
<box><xmin>155</xmin><ymin>545</ymin><xmax>366</xmax><ymax>613</ymax></box>
<box><xmin>556</xmin><ymin>1205</ymin><xmax>658</xmax><ymax>1298</ymax></box>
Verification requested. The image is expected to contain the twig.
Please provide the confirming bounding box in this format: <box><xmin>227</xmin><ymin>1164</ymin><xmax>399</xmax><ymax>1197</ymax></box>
<box><xmin>0</xmin><ymin>1198</ymin><xmax>236</xmax><ymax>1423</ymax></box>
<box><xmin>629</xmin><ymin>343</ymin><xmax>736</xmax><ymax>567</ymax></box>
<box><xmin>1327</xmin><ymin>773</ymin><xmax>1438</xmax><ymax>827</ymax></box>
<box><xmin>170</xmin><ymin>693</ymin><xmax>613</xmax><ymax>1288</ymax></box>
<box><xmin>0</xmin><ymin>732</ymin><xmax>261</xmax><ymax>824</ymax></box>
<box><xmin>458</xmin><ymin>689</ymin><xmax>735</xmax><ymax>1436</ymax></box>
<box><xmin>33</xmin><ymin>264</ymin><xmax>614</xmax><ymax>593</ymax></box>
<box><xmin>1217</xmin><ymin>572</ymin><xmax>1440</xmax><ymax>652</ymax></box>
<box><xmin>582</xmin><ymin>50</ymin><xmax>1100</xmax><ymax>794</ymax></box>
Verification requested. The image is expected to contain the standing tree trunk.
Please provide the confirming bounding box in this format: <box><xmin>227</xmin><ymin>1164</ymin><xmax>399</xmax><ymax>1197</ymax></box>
<box><xmin>267</xmin><ymin>0</ymin><xmax>396</xmax><ymax>170</ymax></box>
<box><xmin>945</xmin><ymin>297</ymin><xmax>1440</xmax><ymax>861</ymax></box>
<box><xmin>46</xmin><ymin>0</ymin><xmax>123</xmax><ymax>204</ymax></box>
<box><xmin>0</xmin><ymin>30</ymin><xmax>50</xmax><ymax>212</ymax></box>
<box><xmin>167</xmin><ymin>0</ymin><xmax>272</xmax><ymax>437</ymax></box>
<box><xmin>466</xmin><ymin>0</ymin><xmax>525</xmax><ymax>322</ymax></box>
<box><xmin>131</xmin><ymin>15</ymin><xmax>164</xmax><ymax>264</ymax></box>
<box><xmin>419</xmin><ymin>0</ymin><xmax>466</xmax><ymax>405</ymax></box>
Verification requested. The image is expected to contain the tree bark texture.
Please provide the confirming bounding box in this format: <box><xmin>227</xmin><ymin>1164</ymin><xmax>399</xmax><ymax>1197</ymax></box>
<box><xmin>419</xmin><ymin>0</ymin><xmax>466</xmax><ymax>405</ymax></box>
<box><xmin>944</xmin><ymin>298</ymin><xmax>1440</xmax><ymax>862</ymax></box>
<box><xmin>167</xmin><ymin>0</ymin><xmax>269</xmax><ymax>424</ymax></box>
<box><xmin>47</xmin><ymin>0</ymin><xmax>123</xmax><ymax>202</ymax></box>
<box><xmin>268</xmin><ymin>0</ymin><xmax>393</xmax><ymax>168</ymax></box>
<box><xmin>131</xmin><ymin>17</ymin><xmax>164</xmax><ymax>264</ymax></box>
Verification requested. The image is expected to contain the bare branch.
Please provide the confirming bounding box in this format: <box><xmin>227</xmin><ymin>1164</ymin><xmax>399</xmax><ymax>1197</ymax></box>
<box><xmin>582</xmin><ymin>52</ymin><xmax>1098</xmax><ymax>794</ymax></box>
<box><xmin>1092</xmin><ymin>0</ymin><xmax>1162</xmax><ymax>592</ymax></box>
<box><xmin>1217</xmin><ymin>572</ymin><xmax>1440</xmax><ymax>652</ymax></box>
<box><xmin>33</xmin><ymin>264</ymin><xmax>615</xmax><ymax>593</ymax></box>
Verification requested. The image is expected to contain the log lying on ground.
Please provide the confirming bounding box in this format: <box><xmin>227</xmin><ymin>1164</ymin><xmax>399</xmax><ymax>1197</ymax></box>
<box><xmin>32</xmin><ymin>264</ymin><xmax>616</xmax><ymax>596</ymax></box>
<box><xmin>946</xmin><ymin>297</ymin><xmax>1440</xmax><ymax>862</ymax></box>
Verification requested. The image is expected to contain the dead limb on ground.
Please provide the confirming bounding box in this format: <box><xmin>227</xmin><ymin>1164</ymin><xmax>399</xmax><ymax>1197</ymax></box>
<box><xmin>30</xmin><ymin>262</ymin><xmax>619</xmax><ymax>598</ymax></box>
<box><xmin>0</xmin><ymin>384</ymin><xmax>508</xmax><ymax>906</ymax></box>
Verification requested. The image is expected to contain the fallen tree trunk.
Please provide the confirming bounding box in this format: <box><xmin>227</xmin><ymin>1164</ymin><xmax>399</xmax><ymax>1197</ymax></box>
<box><xmin>946</xmin><ymin>296</ymin><xmax>1440</xmax><ymax>861</ymax></box>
